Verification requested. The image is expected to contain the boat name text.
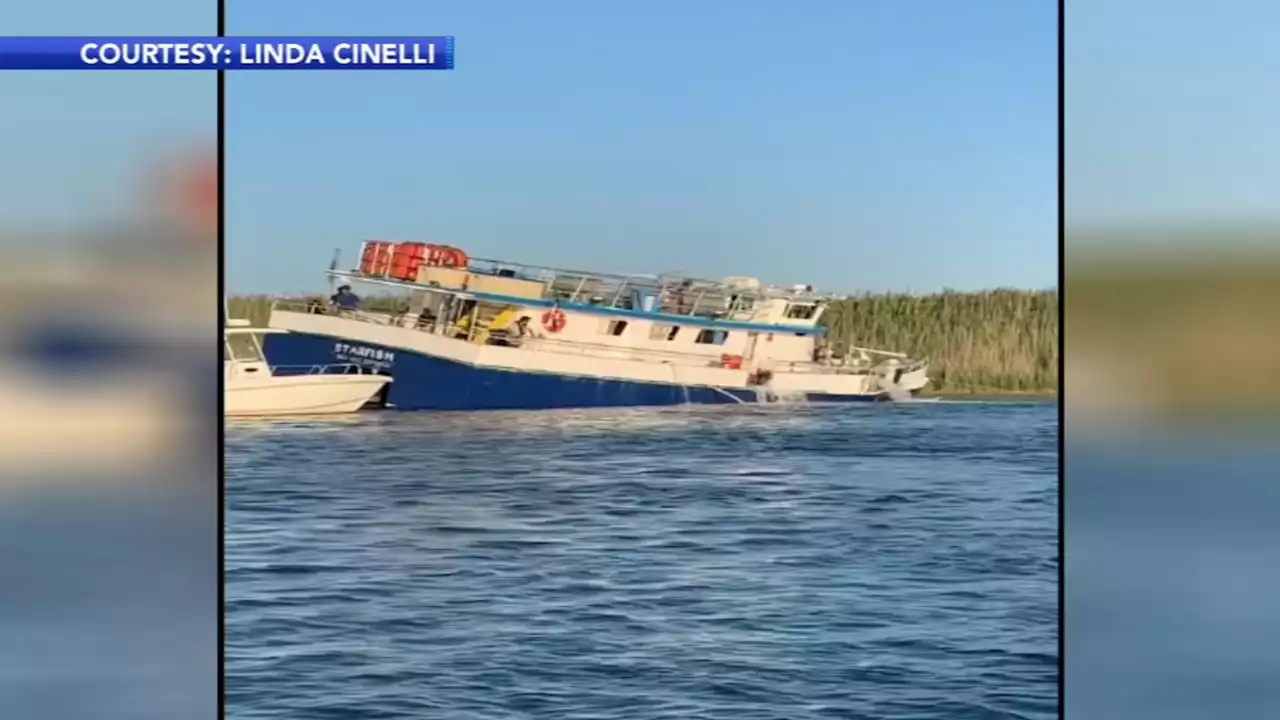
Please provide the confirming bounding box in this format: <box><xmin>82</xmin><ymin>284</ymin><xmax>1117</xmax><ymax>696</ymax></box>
<box><xmin>333</xmin><ymin>342</ymin><xmax>395</xmax><ymax>367</ymax></box>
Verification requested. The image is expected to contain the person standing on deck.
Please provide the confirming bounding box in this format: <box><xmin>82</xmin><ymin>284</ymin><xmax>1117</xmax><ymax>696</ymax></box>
<box><xmin>330</xmin><ymin>285</ymin><xmax>360</xmax><ymax>313</ymax></box>
<box><xmin>492</xmin><ymin>316</ymin><xmax>538</xmax><ymax>347</ymax></box>
<box><xmin>813</xmin><ymin>337</ymin><xmax>830</xmax><ymax>364</ymax></box>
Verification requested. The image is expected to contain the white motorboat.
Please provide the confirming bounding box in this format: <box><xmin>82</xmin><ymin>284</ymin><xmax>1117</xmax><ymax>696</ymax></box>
<box><xmin>224</xmin><ymin>318</ymin><xmax>389</xmax><ymax>417</ymax></box>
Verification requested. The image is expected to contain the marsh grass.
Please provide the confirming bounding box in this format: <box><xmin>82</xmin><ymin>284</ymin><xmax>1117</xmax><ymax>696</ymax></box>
<box><xmin>230</xmin><ymin>288</ymin><xmax>1059</xmax><ymax>394</ymax></box>
<box><xmin>226</xmin><ymin>296</ymin><xmax>281</xmax><ymax>327</ymax></box>
<box><xmin>823</xmin><ymin>290</ymin><xmax>1058</xmax><ymax>393</ymax></box>
<box><xmin>228</xmin><ymin>294</ymin><xmax>405</xmax><ymax>327</ymax></box>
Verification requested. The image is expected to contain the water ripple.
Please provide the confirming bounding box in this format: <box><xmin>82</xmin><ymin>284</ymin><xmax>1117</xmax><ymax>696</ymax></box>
<box><xmin>227</xmin><ymin>402</ymin><xmax>1058</xmax><ymax>719</ymax></box>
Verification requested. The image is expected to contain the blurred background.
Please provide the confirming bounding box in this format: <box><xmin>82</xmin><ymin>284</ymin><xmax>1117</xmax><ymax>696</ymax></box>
<box><xmin>0</xmin><ymin>1</ymin><xmax>216</xmax><ymax>719</ymax></box>
<box><xmin>1067</xmin><ymin>1</ymin><xmax>1280</xmax><ymax>717</ymax></box>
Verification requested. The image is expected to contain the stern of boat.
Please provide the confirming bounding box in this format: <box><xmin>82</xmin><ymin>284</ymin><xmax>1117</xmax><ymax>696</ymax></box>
<box><xmin>896</xmin><ymin>360</ymin><xmax>930</xmax><ymax>394</ymax></box>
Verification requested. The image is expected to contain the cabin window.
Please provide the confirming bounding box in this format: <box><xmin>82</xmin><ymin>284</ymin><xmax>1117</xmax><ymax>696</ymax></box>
<box><xmin>650</xmin><ymin>323</ymin><xmax>680</xmax><ymax>341</ymax></box>
<box><xmin>695</xmin><ymin>329</ymin><xmax>728</xmax><ymax>345</ymax></box>
<box><xmin>727</xmin><ymin>295</ymin><xmax>755</xmax><ymax>314</ymax></box>
<box><xmin>785</xmin><ymin>303</ymin><xmax>817</xmax><ymax>320</ymax></box>
<box><xmin>599</xmin><ymin>319</ymin><xmax>628</xmax><ymax>336</ymax></box>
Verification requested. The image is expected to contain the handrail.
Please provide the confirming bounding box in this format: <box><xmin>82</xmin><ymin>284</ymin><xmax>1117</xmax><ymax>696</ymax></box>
<box><xmin>224</xmin><ymin>359</ymin><xmax>373</xmax><ymax>375</ymax></box>
<box><xmin>281</xmin><ymin>363</ymin><xmax>372</xmax><ymax>375</ymax></box>
<box><xmin>269</xmin><ymin>300</ymin><xmax>739</xmax><ymax>368</ymax></box>
<box><xmin>769</xmin><ymin>356</ymin><xmax>928</xmax><ymax>376</ymax></box>
<box><xmin>770</xmin><ymin>360</ymin><xmax>873</xmax><ymax>375</ymax></box>
<box><xmin>330</xmin><ymin>262</ymin><xmax>840</xmax><ymax>310</ymax></box>
<box><xmin>271</xmin><ymin>300</ymin><xmax>403</xmax><ymax>326</ymax></box>
<box><xmin>517</xmin><ymin>336</ymin><xmax>737</xmax><ymax>368</ymax></box>
<box><xmin>267</xmin><ymin>299</ymin><xmax>927</xmax><ymax>373</ymax></box>
<box><xmin>845</xmin><ymin>345</ymin><xmax>909</xmax><ymax>359</ymax></box>
<box><xmin>465</xmin><ymin>257</ymin><xmax>846</xmax><ymax>302</ymax></box>
<box><xmin>272</xmin><ymin>292</ymin><xmax>825</xmax><ymax>336</ymax></box>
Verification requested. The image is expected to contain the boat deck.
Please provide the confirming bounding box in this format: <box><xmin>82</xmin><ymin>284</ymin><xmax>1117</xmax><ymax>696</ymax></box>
<box><xmin>269</xmin><ymin>301</ymin><xmax>921</xmax><ymax>377</ymax></box>
<box><xmin>356</xmin><ymin>255</ymin><xmax>840</xmax><ymax>323</ymax></box>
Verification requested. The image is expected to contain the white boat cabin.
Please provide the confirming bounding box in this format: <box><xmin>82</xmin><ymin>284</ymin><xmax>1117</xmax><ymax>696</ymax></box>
<box><xmin>319</xmin><ymin>250</ymin><xmax>849</xmax><ymax>373</ymax></box>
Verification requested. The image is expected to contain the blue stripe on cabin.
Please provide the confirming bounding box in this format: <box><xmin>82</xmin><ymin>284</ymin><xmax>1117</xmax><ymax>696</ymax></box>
<box><xmin>462</xmin><ymin>289</ymin><xmax>827</xmax><ymax>336</ymax></box>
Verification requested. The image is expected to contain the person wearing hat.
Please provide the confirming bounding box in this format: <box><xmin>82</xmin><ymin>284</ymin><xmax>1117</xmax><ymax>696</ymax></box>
<box><xmin>330</xmin><ymin>284</ymin><xmax>360</xmax><ymax>313</ymax></box>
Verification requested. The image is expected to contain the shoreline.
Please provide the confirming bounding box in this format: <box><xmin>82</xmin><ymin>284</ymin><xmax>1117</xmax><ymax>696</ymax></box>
<box><xmin>922</xmin><ymin>389</ymin><xmax>1057</xmax><ymax>401</ymax></box>
<box><xmin>227</xmin><ymin>294</ymin><xmax>1059</xmax><ymax>398</ymax></box>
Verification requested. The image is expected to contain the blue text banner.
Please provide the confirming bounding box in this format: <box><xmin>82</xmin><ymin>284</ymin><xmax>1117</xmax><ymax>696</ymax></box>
<box><xmin>0</xmin><ymin>37</ymin><xmax>455</xmax><ymax>70</ymax></box>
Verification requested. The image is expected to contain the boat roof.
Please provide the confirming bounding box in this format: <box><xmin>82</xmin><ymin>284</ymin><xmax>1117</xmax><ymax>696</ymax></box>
<box><xmin>463</xmin><ymin>256</ymin><xmax>843</xmax><ymax>303</ymax></box>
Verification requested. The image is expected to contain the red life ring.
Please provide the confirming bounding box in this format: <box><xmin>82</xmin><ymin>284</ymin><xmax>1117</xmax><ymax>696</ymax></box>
<box><xmin>541</xmin><ymin>309</ymin><xmax>567</xmax><ymax>333</ymax></box>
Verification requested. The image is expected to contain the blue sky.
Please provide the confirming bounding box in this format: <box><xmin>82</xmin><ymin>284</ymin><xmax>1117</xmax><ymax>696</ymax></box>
<box><xmin>0</xmin><ymin>0</ymin><xmax>1057</xmax><ymax>294</ymax></box>
<box><xmin>1067</xmin><ymin>0</ymin><xmax>1280</xmax><ymax>234</ymax></box>
<box><xmin>0</xmin><ymin>1</ymin><xmax>214</xmax><ymax>232</ymax></box>
<box><xmin>225</xmin><ymin>0</ymin><xmax>1057</xmax><ymax>294</ymax></box>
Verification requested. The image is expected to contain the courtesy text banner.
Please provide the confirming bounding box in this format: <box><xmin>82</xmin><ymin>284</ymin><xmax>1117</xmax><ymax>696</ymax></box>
<box><xmin>0</xmin><ymin>37</ymin><xmax>455</xmax><ymax>70</ymax></box>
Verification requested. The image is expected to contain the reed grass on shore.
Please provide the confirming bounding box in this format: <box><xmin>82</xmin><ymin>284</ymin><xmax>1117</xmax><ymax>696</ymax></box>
<box><xmin>230</xmin><ymin>288</ymin><xmax>1059</xmax><ymax>394</ymax></box>
<box><xmin>823</xmin><ymin>290</ymin><xmax>1058</xmax><ymax>394</ymax></box>
<box><xmin>226</xmin><ymin>296</ymin><xmax>280</xmax><ymax>328</ymax></box>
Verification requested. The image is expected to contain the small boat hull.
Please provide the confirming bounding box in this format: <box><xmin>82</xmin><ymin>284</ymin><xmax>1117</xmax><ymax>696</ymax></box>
<box><xmin>225</xmin><ymin>374</ymin><xmax>388</xmax><ymax>417</ymax></box>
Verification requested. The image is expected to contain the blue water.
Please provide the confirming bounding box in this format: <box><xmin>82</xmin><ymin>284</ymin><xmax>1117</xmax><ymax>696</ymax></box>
<box><xmin>1067</xmin><ymin>438</ymin><xmax>1280</xmax><ymax>719</ymax></box>
<box><xmin>225</xmin><ymin>401</ymin><xmax>1058</xmax><ymax>719</ymax></box>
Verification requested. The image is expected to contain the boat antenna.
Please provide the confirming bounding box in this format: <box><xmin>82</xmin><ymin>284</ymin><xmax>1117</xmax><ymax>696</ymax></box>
<box><xmin>328</xmin><ymin>248</ymin><xmax>341</xmax><ymax>293</ymax></box>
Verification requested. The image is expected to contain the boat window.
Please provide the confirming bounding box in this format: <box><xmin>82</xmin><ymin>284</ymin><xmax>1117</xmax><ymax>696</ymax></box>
<box><xmin>785</xmin><ymin>303</ymin><xmax>817</xmax><ymax>320</ymax></box>
<box><xmin>649</xmin><ymin>323</ymin><xmax>680</xmax><ymax>341</ymax></box>
<box><xmin>695</xmin><ymin>329</ymin><xmax>728</xmax><ymax>345</ymax></box>
<box><xmin>225</xmin><ymin>333</ymin><xmax>261</xmax><ymax>361</ymax></box>
<box><xmin>600</xmin><ymin>319</ymin><xmax>628</xmax><ymax>336</ymax></box>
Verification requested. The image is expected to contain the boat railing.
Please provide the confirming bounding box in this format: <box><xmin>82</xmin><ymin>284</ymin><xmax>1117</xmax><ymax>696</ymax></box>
<box><xmin>340</xmin><ymin>265</ymin><xmax>833</xmax><ymax>324</ymax></box>
<box><xmin>520</xmin><ymin>336</ymin><xmax>733</xmax><ymax>367</ymax></box>
<box><xmin>273</xmin><ymin>296</ymin><xmax>756</xmax><ymax>333</ymax></box>
<box><xmin>770</xmin><ymin>348</ymin><xmax>926</xmax><ymax>376</ymax></box>
<box><xmin>267</xmin><ymin>362</ymin><xmax>377</xmax><ymax>375</ymax></box>
<box><xmin>323</xmin><ymin>271</ymin><xmax>837</xmax><ymax>329</ymax></box>
<box><xmin>460</xmin><ymin>260</ymin><xmax>750</xmax><ymax>319</ymax></box>
<box><xmin>897</xmin><ymin>358</ymin><xmax>929</xmax><ymax>374</ymax></box>
<box><xmin>771</xmin><ymin>359</ymin><xmax>874</xmax><ymax>375</ymax></box>
<box><xmin>224</xmin><ymin>356</ymin><xmax>373</xmax><ymax>376</ymax></box>
<box><xmin>268</xmin><ymin>299</ymin><xmax>743</xmax><ymax>367</ymax></box>
<box><xmin>270</xmin><ymin>299</ymin><xmax>404</xmax><ymax>326</ymax></box>
<box><xmin>464</xmin><ymin>257</ymin><xmax>841</xmax><ymax>301</ymax></box>
<box><xmin>845</xmin><ymin>345</ymin><xmax>910</xmax><ymax>360</ymax></box>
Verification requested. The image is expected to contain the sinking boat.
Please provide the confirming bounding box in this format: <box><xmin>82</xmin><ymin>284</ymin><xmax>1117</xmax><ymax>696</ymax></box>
<box><xmin>259</xmin><ymin>241</ymin><xmax>929</xmax><ymax>411</ymax></box>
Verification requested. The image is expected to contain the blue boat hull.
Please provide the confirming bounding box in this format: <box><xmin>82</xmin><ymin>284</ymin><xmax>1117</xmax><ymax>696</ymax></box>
<box><xmin>263</xmin><ymin>332</ymin><xmax>888</xmax><ymax>411</ymax></box>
